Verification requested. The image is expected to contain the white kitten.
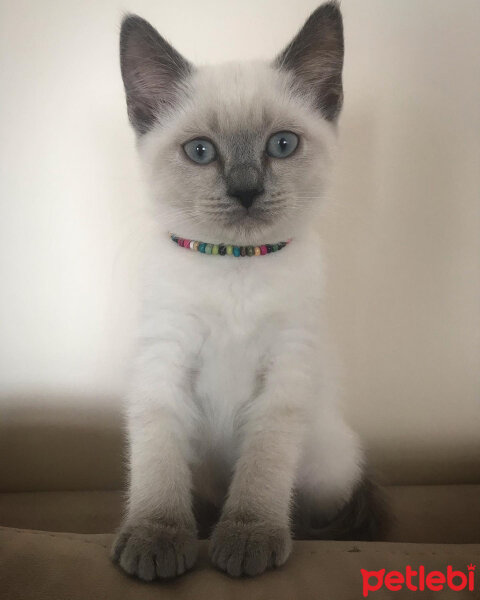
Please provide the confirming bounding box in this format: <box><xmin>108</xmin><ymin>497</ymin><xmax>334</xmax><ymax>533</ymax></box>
<box><xmin>112</xmin><ymin>1</ymin><xmax>387</xmax><ymax>580</ymax></box>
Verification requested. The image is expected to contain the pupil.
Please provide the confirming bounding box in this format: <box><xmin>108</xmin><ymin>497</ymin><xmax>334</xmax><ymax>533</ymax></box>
<box><xmin>279</xmin><ymin>138</ymin><xmax>288</xmax><ymax>151</ymax></box>
<box><xmin>196</xmin><ymin>143</ymin><xmax>206</xmax><ymax>156</ymax></box>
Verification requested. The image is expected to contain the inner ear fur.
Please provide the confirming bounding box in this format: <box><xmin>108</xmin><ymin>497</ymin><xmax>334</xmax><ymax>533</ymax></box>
<box><xmin>120</xmin><ymin>15</ymin><xmax>193</xmax><ymax>135</ymax></box>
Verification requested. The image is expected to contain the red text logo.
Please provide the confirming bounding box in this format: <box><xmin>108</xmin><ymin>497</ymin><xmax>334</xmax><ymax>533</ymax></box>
<box><xmin>361</xmin><ymin>564</ymin><xmax>476</xmax><ymax>597</ymax></box>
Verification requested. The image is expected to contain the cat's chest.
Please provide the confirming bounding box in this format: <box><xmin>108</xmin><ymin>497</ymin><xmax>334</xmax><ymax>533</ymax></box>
<box><xmin>152</xmin><ymin>243</ymin><xmax>318</xmax><ymax>407</ymax></box>
<box><xmin>189</xmin><ymin>298</ymin><xmax>275</xmax><ymax>475</ymax></box>
<box><xmin>193</xmin><ymin>285</ymin><xmax>278</xmax><ymax>408</ymax></box>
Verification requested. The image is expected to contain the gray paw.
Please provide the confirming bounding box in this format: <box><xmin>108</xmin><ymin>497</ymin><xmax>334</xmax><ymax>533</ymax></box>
<box><xmin>111</xmin><ymin>520</ymin><xmax>198</xmax><ymax>580</ymax></box>
<box><xmin>209</xmin><ymin>518</ymin><xmax>292</xmax><ymax>577</ymax></box>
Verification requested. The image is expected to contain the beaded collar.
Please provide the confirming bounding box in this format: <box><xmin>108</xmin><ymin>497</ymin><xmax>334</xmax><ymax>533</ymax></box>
<box><xmin>169</xmin><ymin>233</ymin><xmax>291</xmax><ymax>257</ymax></box>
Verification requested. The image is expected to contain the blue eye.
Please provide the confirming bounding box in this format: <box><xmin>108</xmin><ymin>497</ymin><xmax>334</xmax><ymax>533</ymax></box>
<box><xmin>183</xmin><ymin>138</ymin><xmax>217</xmax><ymax>165</ymax></box>
<box><xmin>266</xmin><ymin>131</ymin><xmax>299</xmax><ymax>159</ymax></box>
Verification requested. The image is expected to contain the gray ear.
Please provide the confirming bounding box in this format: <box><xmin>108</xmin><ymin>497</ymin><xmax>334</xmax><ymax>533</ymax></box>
<box><xmin>274</xmin><ymin>2</ymin><xmax>344</xmax><ymax>121</ymax></box>
<box><xmin>119</xmin><ymin>15</ymin><xmax>193</xmax><ymax>135</ymax></box>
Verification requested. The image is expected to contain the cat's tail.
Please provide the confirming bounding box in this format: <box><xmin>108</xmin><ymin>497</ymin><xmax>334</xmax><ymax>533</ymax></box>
<box><xmin>293</xmin><ymin>476</ymin><xmax>392</xmax><ymax>541</ymax></box>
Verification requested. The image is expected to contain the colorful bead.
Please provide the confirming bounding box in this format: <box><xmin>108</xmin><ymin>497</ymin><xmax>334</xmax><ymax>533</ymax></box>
<box><xmin>169</xmin><ymin>233</ymin><xmax>290</xmax><ymax>257</ymax></box>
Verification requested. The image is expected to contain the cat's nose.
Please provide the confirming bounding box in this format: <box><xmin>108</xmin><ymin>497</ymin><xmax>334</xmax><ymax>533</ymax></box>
<box><xmin>228</xmin><ymin>187</ymin><xmax>264</xmax><ymax>209</ymax></box>
<box><xmin>226</xmin><ymin>164</ymin><xmax>264</xmax><ymax>209</ymax></box>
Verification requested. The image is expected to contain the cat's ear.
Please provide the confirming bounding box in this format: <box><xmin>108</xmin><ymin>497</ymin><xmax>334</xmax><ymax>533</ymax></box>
<box><xmin>274</xmin><ymin>2</ymin><xmax>344</xmax><ymax>121</ymax></box>
<box><xmin>120</xmin><ymin>15</ymin><xmax>193</xmax><ymax>135</ymax></box>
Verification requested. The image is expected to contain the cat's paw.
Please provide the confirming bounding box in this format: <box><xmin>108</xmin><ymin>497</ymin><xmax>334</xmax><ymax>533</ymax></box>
<box><xmin>209</xmin><ymin>518</ymin><xmax>292</xmax><ymax>577</ymax></box>
<box><xmin>111</xmin><ymin>519</ymin><xmax>198</xmax><ymax>580</ymax></box>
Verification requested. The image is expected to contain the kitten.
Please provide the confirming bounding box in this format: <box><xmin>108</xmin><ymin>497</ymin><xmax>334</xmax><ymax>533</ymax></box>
<box><xmin>112</xmin><ymin>1</ymin><xmax>387</xmax><ymax>580</ymax></box>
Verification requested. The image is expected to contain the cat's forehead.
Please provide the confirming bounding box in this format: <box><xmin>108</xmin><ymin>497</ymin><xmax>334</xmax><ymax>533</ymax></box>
<box><xmin>184</xmin><ymin>62</ymin><xmax>300</xmax><ymax>135</ymax></box>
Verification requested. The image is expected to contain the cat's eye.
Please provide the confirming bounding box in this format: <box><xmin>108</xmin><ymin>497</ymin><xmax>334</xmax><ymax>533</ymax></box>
<box><xmin>266</xmin><ymin>131</ymin><xmax>299</xmax><ymax>159</ymax></box>
<box><xmin>183</xmin><ymin>138</ymin><xmax>217</xmax><ymax>165</ymax></box>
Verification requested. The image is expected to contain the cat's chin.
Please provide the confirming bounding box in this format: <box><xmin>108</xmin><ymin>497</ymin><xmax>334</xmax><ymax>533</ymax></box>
<box><xmin>223</xmin><ymin>212</ymin><xmax>278</xmax><ymax>239</ymax></box>
<box><xmin>170</xmin><ymin>220</ymin><xmax>296</xmax><ymax>247</ymax></box>
<box><xmin>172</xmin><ymin>209</ymin><xmax>302</xmax><ymax>246</ymax></box>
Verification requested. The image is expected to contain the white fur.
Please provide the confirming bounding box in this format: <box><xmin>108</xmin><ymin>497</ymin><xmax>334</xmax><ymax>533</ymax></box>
<box><xmin>123</xmin><ymin>60</ymin><xmax>363</xmax><ymax>534</ymax></box>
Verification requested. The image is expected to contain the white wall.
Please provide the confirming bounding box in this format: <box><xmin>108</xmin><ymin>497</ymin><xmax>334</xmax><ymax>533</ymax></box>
<box><xmin>1</xmin><ymin>0</ymin><xmax>479</xmax><ymax>483</ymax></box>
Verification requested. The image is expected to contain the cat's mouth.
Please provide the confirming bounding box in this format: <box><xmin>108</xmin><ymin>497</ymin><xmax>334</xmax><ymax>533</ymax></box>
<box><xmin>183</xmin><ymin>198</ymin><xmax>288</xmax><ymax>242</ymax></box>
<box><xmin>218</xmin><ymin>211</ymin><xmax>278</xmax><ymax>237</ymax></box>
<box><xmin>230</xmin><ymin>209</ymin><xmax>273</xmax><ymax>226</ymax></box>
<box><xmin>221</xmin><ymin>201</ymin><xmax>283</xmax><ymax>230</ymax></box>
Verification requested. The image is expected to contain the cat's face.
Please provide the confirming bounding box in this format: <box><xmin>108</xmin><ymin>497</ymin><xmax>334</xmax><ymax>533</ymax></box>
<box><xmin>120</xmin><ymin>3</ymin><xmax>344</xmax><ymax>244</ymax></box>
<box><xmin>140</xmin><ymin>63</ymin><xmax>337</xmax><ymax>244</ymax></box>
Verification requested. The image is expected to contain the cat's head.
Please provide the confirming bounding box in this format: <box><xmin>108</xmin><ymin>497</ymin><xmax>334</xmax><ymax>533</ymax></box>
<box><xmin>120</xmin><ymin>2</ymin><xmax>343</xmax><ymax>244</ymax></box>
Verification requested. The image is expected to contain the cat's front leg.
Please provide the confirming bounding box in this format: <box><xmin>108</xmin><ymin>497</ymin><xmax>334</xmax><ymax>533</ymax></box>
<box><xmin>112</xmin><ymin>407</ymin><xmax>198</xmax><ymax>580</ymax></box>
<box><xmin>112</xmin><ymin>341</ymin><xmax>199</xmax><ymax>580</ymax></box>
<box><xmin>209</xmin><ymin>421</ymin><xmax>298</xmax><ymax>577</ymax></box>
<box><xmin>210</xmin><ymin>337</ymin><xmax>312</xmax><ymax>577</ymax></box>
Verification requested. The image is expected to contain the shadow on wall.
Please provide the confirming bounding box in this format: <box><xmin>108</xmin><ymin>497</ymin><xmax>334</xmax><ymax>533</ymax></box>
<box><xmin>0</xmin><ymin>394</ymin><xmax>126</xmax><ymax>493</ymax></box>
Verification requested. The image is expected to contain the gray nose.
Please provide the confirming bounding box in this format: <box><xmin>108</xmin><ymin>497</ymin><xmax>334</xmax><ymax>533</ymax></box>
<box><xmin>226</xmin><ymin>164</ymin><xmax>264</xmax><ymax>209</ymax></box>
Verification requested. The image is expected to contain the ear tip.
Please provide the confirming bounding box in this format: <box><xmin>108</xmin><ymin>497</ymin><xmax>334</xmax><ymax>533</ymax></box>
<box><xmin>311</xmin><ymin>1</ymin><xmax>343</xmax><ymax>24</ymax></box>
<box><xmin>121</xmin><ymin>13</ymin><xmax>141</xmax><ymax>30</ymax></box>
<box><xmin>320</xmin><ymin>0</ymin><xmax>342</xmax><ymax>13</ymax></box>
<box><xmin>120</xmin><ymin>13</ymin><xmax>155</xmax><ymax>42</ymax></box>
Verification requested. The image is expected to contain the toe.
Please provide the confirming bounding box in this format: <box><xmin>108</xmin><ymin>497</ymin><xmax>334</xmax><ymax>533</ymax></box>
<box><xmin>119</xmin><ymin>545</ymin><xmax>138</xmax><ymax>576</ymax></box>
<box><xmin>137</xmin><ymin>552</ymin><xmax>156</xmax><ymax>581</ymax></box>
<box><xmin>226</xmin><ymin>550</ymin><xmax>244</xmax><ymax>577</ymax></box>
<box><xmin>155</xmin><ymin>542</ymin><xmax>178</xmax><ymax>579</ymax></box>
<box><xmin>243</xmin><ymin>542</ymin><xmax>268</xmax><ymax>576</ymax></box>
<box><xmin>111</xmin><ymin>530</ymin><xmax>129</xmax><ymax>563</ymax></box>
